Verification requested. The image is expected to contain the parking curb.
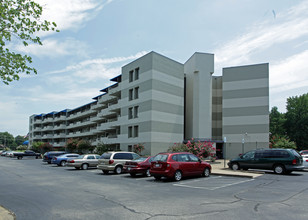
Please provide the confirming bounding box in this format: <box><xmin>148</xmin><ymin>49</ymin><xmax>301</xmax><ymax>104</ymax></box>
<box><xmin>0</xmin><ymin>205</ymin><xmax>15</xmax><ymax>220</ymax></box>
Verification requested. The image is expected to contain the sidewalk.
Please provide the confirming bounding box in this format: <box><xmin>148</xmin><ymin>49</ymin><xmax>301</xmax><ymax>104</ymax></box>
<box><xmin>208</xmin><ymin>159</ymin><xmax>264</xmax><ymax>178</ymax></box>
<box><xmin>0</xmin><ymin>206</ymin><xmax>15</xmax><ymax>220</ymax></box>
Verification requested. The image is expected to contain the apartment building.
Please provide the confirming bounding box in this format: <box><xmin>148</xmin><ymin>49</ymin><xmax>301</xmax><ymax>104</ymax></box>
<box><xmin>29</xmin><ymin>51</ymin><xmax>269</xmax><ymax>157</ymax></box>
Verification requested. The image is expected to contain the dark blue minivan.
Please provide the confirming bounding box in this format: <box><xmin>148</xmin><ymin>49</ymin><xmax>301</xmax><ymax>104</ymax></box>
<box><xmin>43</xmin><ymin>151</ymin><xmax>66</xmax><ymax>164</ymax></box>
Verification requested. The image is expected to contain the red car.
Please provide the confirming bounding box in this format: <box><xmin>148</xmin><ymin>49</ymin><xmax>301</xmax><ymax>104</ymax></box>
<box><xmin>150</xmin><ymin>152</ymin><xmax>211</xmax><ymax>181</ymax></box>
<box><xmin>123</xmin><ymin>156</ymin><xmax>154</xmax><ymax>177</ymax></box>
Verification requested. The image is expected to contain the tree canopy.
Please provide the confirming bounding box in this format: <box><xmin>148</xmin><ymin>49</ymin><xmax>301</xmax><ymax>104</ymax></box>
<box><xmin>270</xmin><ymin>93</ymin><xmax>308</xmax><ymax>150</ymax></box>
<box><xmin>0</xmin><ymin>0</ymin><xmax>58</xmax><ymax>85</ymax></box>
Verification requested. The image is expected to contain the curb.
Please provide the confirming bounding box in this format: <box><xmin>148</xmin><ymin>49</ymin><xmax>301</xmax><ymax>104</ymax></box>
<box><xmin>0</xmin><ymin>205</ymin><xmax>15</xmax><ymax>220</ymax></box>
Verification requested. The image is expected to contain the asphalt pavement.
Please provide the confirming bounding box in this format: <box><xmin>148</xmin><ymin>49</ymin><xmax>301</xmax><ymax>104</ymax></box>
<box><xmin>0</xmin><ymin>158</ymin><xmax>263</xmax><ymax>220</ymax></box>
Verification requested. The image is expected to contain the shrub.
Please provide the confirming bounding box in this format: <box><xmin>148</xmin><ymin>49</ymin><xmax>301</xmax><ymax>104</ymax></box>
<box><xmin>133</xmin><ymin>143</ymin><xmax>145</xmax><ymax>155</ymax></box>
<box><xmin>168</xmin><ymin>140</ymin><xmax>215</xmax><ymax>159</ymax></box>
<box><xmin>65</xmin><ymin>138</ymin><xmax>79</xmax><ymax>153</ymax></box>
<box><xmin>93</xmin><ymin>143</ymin><xmax>110</xmax><ymax>155</ymax></box>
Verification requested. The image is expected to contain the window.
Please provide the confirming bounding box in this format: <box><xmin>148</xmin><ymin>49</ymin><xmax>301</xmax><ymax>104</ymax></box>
<box><xmin>134</xmin><ymin>125</ymin><xmax>139</xmax><ymax>137</ymax></box>
<box><xmin>129</xmin><ymin>89</ymin><xmax>133</xmax><ymax>101</ymax></box>
<box><xmin>129</xmin><ymin>70</ymin><xmax>134</xmax><ymax>82</ymax></box>
<box><xmin>88</xmin><ymin>156</ymin><xmax>95</xmax><ymax>159</ymax></box>
<box><xmin>172</xmin><ymin>155</ymin><xmax>178</xmax><ymax>161</ymax></box>
<box><xmin>189</xmin><ymin>154</ymin><xmax>199</xmax><ymax>162</ymax></box>
<box><xmin>134</xmin><ymin>106</ymin><xmax>139</xmax><ymax>118</ymax></box>
<box><xmin>135</xmin><ymin>68</ymin><xmax>139</xmax><ymax>80</ymax></box>
<box><xmin>128</xmin><ymin>145</ymin><xmax>132</xmax><ymax>152</ymax></box>
<box><xmin>128</xmin><ymin>126</ymin><xmax>133</xmax><ymax>138</ymax></box>
<box><xmin>134</xmin><ymin>87</ymin><xmax>139</xmax><ymax>99</ymax></box>
<box><xmin>128</xmin><ymin>107</ymin><xmax>133</xmax><ymax>119</ymax></box>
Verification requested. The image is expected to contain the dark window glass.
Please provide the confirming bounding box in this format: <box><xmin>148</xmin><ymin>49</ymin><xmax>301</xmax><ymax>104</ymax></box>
<box><xmin>88</xmin><ymin>156</ymin><xmax>95</xmax><ymax>159</ymax></box>
<box><xmin>172</xmin><ymin>155</ymin><xmax>178</xmax><ymax>161</ymax></box>
<box><xmin>113</xmin><ymin>153</ymin><xmax>133</xmax><ymax>160</ymax></box>
<box><xmin>100</xmin><ymin>153</ymin><xmax>111</xmax><ymax>159</ymax></box>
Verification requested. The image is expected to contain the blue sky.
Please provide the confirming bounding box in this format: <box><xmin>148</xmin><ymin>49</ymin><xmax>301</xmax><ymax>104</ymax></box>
<box><xmin>1</xmin><ymin>0</ymin><xmax>308</xmax><ymax>136</ymax></box>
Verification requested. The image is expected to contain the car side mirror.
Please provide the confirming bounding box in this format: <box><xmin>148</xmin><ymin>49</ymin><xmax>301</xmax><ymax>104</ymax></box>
<box><xmin>198</xmin><ymin>158</ymin><xmax>202</xmax><ymax>163</ymax></box>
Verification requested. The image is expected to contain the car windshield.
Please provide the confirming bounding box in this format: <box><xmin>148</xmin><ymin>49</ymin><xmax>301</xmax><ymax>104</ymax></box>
<box><xmin>132</xmin><ymin>157</ymin><xmax>147</xmax><ymax>162</ymax></box>
<box><xmin>153</xmin><ymin>154</ymin><xmax>168</xmax><ymax>162</ymax></box>
<box><xmin>291</xmin><ymin>150</ymin><xmax>301</xmax><ymax>157</ymax></box>
<box><xmin>100</xmin><ymin>153</ymin><xmax>111</xmax><ymax>159</ymax></box>
<box><xmin>77</xmin><ymin>155</ymin><xmax>85</xmax><ymax>159</ymax></box>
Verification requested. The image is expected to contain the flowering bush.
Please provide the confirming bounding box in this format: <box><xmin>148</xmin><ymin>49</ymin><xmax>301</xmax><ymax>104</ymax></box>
<box><xmin>65</xmin><ymin>138</ymin><xmax>78</xmax><ymax>152</ymax></box>
<box><xmin>168</xmin><ymin>140</ymin><xmax>215</xmax><ymax>159</ymax></box>
<box><xmin>133</xmin><ymin>143</ymin><xmax>145</xmax><ymax>155</ymax></box>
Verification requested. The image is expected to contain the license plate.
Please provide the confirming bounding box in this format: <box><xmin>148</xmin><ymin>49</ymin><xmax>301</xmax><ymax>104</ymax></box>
<box><xmin>155</xmin><ymin>164</ymin><xmax>160</xmax><ymax>167</ymax></box>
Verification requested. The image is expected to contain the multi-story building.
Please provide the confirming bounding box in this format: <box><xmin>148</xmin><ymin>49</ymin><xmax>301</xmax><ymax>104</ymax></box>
<box><xmin>29</xmin><ymin>51</ymin><xmax>269</xmax><ymax>157</ymax></box>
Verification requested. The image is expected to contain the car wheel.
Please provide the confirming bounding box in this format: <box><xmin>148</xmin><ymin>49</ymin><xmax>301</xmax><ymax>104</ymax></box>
<box><xmin>154</xmin><ymin>175</ymin><xmax>161</xmax><ymax>180</ymax></box>
<box><xmin>17</xmin><ymin>156</ymin><xmax>22</xmax><ymax>160</ymax></box>
<box><xmin>174</xmin><ymin>170</ymin><xmax>182</xmax><ymax>181</ymax></box>
<box><xmin>103</xmin><ymin>170</ymin><xmax>109</xmax><ymax>174</ymax></box>
<box><xmin>203</xmin><ymin>167</ymin><xmax>210</xmax><ymax>177</ymax></box>
<box><xmin>115</xmin><ymin>166</ymin><xmax>122</xmax><ymax>174</ymax></box>
<box><xmin>231</xmin><ymin>163</ymin><xmax>240</xmax><ymax>171</ymax></box>
<box><xmin>130</xmin><ymin>173</ymin><xmax>136</xmax><ymax>177</ymax></box>
<box><xmin>145</xmin><ymin>169</ymin><xmax>151</xmax><ymax>177</ymax></box>
<box><xmin>48</xmin><ymin>161</ymin><xmax>51</xmax><ymax>164</ymax></box>
<box><xmin>60</xmin><ymin>161</ymin><xmax>66</xmax><ymax>167</ymax></box>
<box><xmin>274</xmin><ymin>164</ymin><xmax>285</xmax><ymax>174</ymax></box>
<box><xmin>81</xmin><ymin>163</ymin><xmax>88</xmax><ymax>170</ymax></box>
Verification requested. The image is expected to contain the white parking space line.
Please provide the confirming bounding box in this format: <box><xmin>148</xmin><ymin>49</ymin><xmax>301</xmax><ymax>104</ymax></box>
<box><xmin>173</xmin><ymin>176</ymin><xmax>254</xmax><ymax>190</ymax></box>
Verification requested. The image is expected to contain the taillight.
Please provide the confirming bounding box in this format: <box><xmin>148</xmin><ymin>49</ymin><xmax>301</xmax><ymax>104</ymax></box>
<box><xmin>306</xmin><ymin>160</ymin><xmax>308</xmax><ymax>162</ymax></box>
<box><xmin>109</xmin><ymin>160</ymin><xmax>114</xmax><ymax>164</ymax></box>
<box><xmin>70</xmin><ymin>160</ymin><xmax>75</xmax><ymax>163</ymax></box>
<box><xmin>54</xmin><ymin>157</ymin><xmax>57</xmax><ymax>160</ymax></box>
<box><xmin>292</xmin><ymin>159</ymin><xmax>297</xmax><ymax>165</ymax></box>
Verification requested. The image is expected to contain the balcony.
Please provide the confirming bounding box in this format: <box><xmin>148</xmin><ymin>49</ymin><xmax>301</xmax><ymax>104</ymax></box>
<box><xmin>67</xmin><ymin>109</ymin><xmax>96</xmax><ymax>120</ymax></box>
<box><xmin>53</xmin><ymin>133</ymin><xmax>66</xmax><ymax>138</ymax></box>
<box><xmin>33</xmin><ymin>127</ymin><xmax>42</xmax><ymax>132</ymax></box>
<box><xmin>41</xmin><ymin>134</ymin><xmax>53</xmax><ymax>139</ymax></box>
<box><xmin>42</xmin><ymin>118</ymin><xmax>53</xmax><ymax>124</ymax></box>
<box><xmin>41</xmin><ymin>125</ymin><xmax>54</xmax><ymax>131</ymax></box>
<box><xmin>53</xmin><ymin>124</ymin><xmax>66</xmax><ymax>130</ymax></box>
<box><xmin>52</xmin><ymin>142</ymin><xmax>66</xmax><ymax>147</ymax></box>
<box><xmin>33</xmin><ymin>119</ymin><xmax>42</xmax><ymax>124</ymax></box>
<box><xmin>33</xmin><ymin>135</ymin><xmax>42</xmax><ymax>139</ymax></box>
<box><xmin>53</xmin><ymin>115</ymin><xmax>66</xmax><ymax>122</ymax></box>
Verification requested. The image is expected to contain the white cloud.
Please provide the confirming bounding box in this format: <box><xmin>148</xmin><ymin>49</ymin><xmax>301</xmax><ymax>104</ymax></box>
<box><xmin>36</xmin><ymin>0</ymin><xmax>113</xmax><ymax>34</ymax></box>
<box><xmin>214</xmin><ymin>1</ymin><xmax>308</xmax><ymax>71</ymax></box>
<box><xmin>14</xmin><ymin>38</ymin><xmax>88</xmax><ymax>58</ymax></box>
<box><xmin>270</xmin><ymin>50</ymin><xmax>308</xmax><ymax>93</ymax></box>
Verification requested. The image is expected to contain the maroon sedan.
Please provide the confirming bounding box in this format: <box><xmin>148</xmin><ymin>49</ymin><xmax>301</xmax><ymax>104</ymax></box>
<box><xmin>150</xmin><ymin>152</ymin><xmax>211</xmax><ymax>181</ymax></box>
<box><xmin>123</xmin><ymin>156</ymin><xmax>154</xmax><ymax>177</ymax></box>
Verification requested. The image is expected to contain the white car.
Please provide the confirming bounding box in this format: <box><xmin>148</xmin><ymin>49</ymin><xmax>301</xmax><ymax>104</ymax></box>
<box><xmin>302</xmin><ymin>155</ymin><xmax>308</xmax><ymax>168</ymax></box>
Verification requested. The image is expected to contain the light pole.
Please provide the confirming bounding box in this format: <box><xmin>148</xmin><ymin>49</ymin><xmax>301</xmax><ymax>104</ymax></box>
<box><xmin>223</xmin><ymin>137</ymin><xmax>227</xmax><ymax>168</ymax></box>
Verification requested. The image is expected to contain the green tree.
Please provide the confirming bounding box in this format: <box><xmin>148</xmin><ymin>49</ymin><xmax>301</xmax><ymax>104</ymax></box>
<box><xmin>65</xmin><ymin>138</ymin><xmax>79</xmax><ymax>153</ymax></box>
<box><xmin>269</xmin><ymin>106</ymin><xmax>286</xmax><ymax>136</ymax></box>
<box><xmin>0</xmin><ymin>131</ymin><xmax>15</xmax><ymax>148</ymax></box>
<box><xmin>285</xmin><ymin>93</ymin><xmax>308</xmax><ymax>150</ymax></box>
<box><xmin>15</xmin><ymin>135</ymin><xmax>26</xmax><ymax>146</ymax></box>
<box><xmin>93</xmin><ymin>143</ymin><xmax>109</xmax><ymax>155</ymax></box>
<box><xmin>0</xmin><ymin>0</ymin><xmax>59</xmax><ymax>85</ymax></box>
<box><xmin>31</xmin><ymin>141</ymin><xmax>44</xmax><ymax>152</ymax></box>
<box><xmin>77</xmin><ymin>140</ymin><xmax>93</xmax><ymax>153</ymax></box>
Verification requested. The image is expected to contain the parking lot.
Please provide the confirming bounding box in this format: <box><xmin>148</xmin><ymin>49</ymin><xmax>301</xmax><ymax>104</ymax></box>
<box><xmin>1</xmin><ymin>156</ymin><xmax>308</xmax><ymax>220</ymax></box>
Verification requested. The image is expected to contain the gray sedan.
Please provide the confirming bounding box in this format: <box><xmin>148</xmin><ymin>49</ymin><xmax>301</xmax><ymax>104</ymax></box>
<box><xmin>66</xmin><ymin>154</ymin><xmax>100</xmax><ymax>170</ymax></box>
